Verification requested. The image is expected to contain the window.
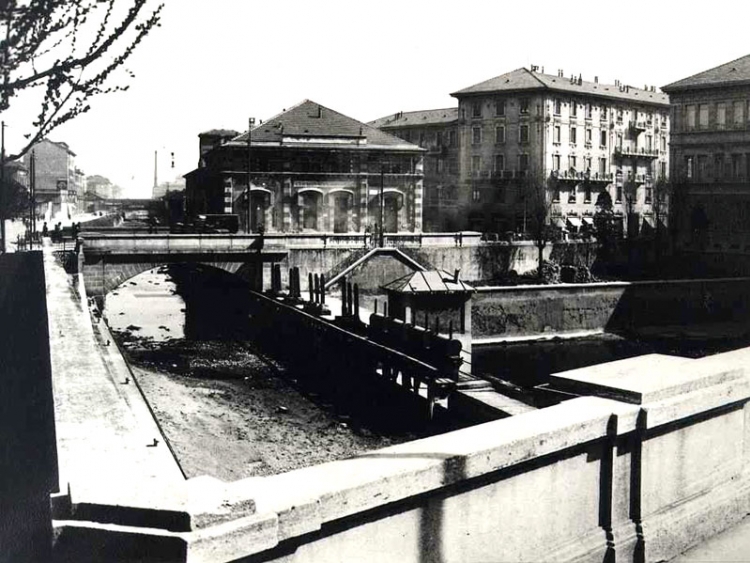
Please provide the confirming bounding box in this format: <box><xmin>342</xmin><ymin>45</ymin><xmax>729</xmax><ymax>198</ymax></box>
<box><xmin>599</xmin><ymin>158</ymin><xmax>607</xmax><ymax>176</ymax></box>
<box><xmin>699</xmin><ymin>104</ymin><xmax>709</xmax><ymax>129</ymax></box>
<box><xmin>471</xmin><ymin>155</ymin><xmax>481</xmax><ymax>173</ymax></box>
<box><xmin>437</xmin><ymin>159</ymin><xmax>444</xmax><ymax>174</ymax></box>
<box><xmin>436</xmin><ymin>131</ymin><xmax>443</xmax><ymax>146</ymax></box>
<box><xmin>518</xmin><ymin>154</ymin><xmax>529</xmax><ymax>171</ymax></box>
<box><xmin>661</xmin><ymin>136</ymin><xmax>666</xmax><ymax>152</ymax></box>
<box><xmin>520</xmin><ymin>99</ymin><xmax>530</xmax><ymax>115</ymax></box>
<box><xmin>495</xmin><ymin>154</ymin><xmax>505</xmax><ymax>172</ymax></box>
<box><xmin>585</xmin><ymin>104</ymin><xmax>592</xmax><ymax>119</ymax></box>
<box><xmin>616</xmin><ymin>184</ymin><xmax>623</xmax><ymax>203</ymax></box>
<box><xmin>570</xmin><ymin>126</ymin><xmax>577</xmax><ymax>144</ymax></box>
<box><xmin>697</xmin><ymin>155</ymin><xmax>707</xmax><ymax>180</ymax></box>
<box><xmin>495</xmin><ymin>99</ymin><xmax>506</xmax><ymax>117</ymax></box>
<box><xmin>449</xmin><ymin>130</ymin><xmax>457</xmax><ymax>147</ymax></box>
<box><xmin>519</xmin><ymin>125</ymin><xmax>529</xmax><ymax>143</ymax></box>
<box><xmin>646</xmin><ymin>135</ymin><xmax>653</xmax><ymax>151</ymax></box>
<box><xmin>659</xmin><ymin>161</ymin><xmax>666</xmax><ymax>179</ymax></box>
<box><xmin>568</xmin><ymin>186</ymin><xmax>576</xmax><ymax>203</ymax></box>
<box><xmin>472</xmin><ymin>188</ymin><xmax>481</xmax><ymax>202</ymax></box>
<box><xmin>554</xmin><ymin>99</ymin><xmax>562</xmax><ymax>115</ymax></box>
<box><xmin>495</xmin><ymin>126</ymin><xmax>506</xmax><ymax>144</ymax></box>
<box><xmin>552</xmin><ymin>154</ymin><xmax>561</xmax><ymax>171</ymax></box>
<box><xmin>734</xmin><ymin>101</ymin><xmax>744</xmax><ymax>126</ymax></box>
<box><xmin>553</xmin><ymin>186</ymin><xmax>560</xmax><ymax>202</ymax></box>
<box><xmin>601</xmin><ymin>107</ymin><xmax>608</xmax><ymax>120</ymax></box>
<box><xmin>714</xmin><ymin>154</ymin><xmax>725</xmax><ymax>179</ymax></box>
<box><xmin>402</xmin><ymin>130</ymin><xmax>411</xmax><ymax>142</ymax></box>
<box><xmin>733</xmin><ymin>154</ymin><xmax>742</xmax><ymax>178</ymax></box>
<box><xmin>585</xmin><ymin>156</ymin><xmax>592</xmax><ymax>172</ymax></box>
<box><xmin>472</xmin><ymin>126</ymin><xmax>482</xmax><ymax>145</ymax></box>
<box><xmin>449</xmin><ymin>159</ymin><xmax>458</xmax><ymax>174</ymax></box>
<box><xmin>472</xmin><ymin>102</ymin><xmax>482</xmax><ymax>118</ymax></box>
<box><xmin>569</xmin><ymin>155</ymin><xmax>577</xmax><ymax>170</ymax></box>
<box><xmin>616</xmin><ymin>108</ymin><xmax>623</xmax><ymax>122</ymax></box>
<box><xmin>584</xmin><ymin>183</ymin><xmax>592</xmax><ymax>204</ymax></box>
<box><xmin>617</xmin><ymin>134</ymin><xmax>623</xmax><ymax>149</ymax></box>
<box><xmin>554</xmin><ymin>126</ymin><xmax>561</xmax><ymax>144</ymax></box>
<box><xmin>571</xmin><ymin>101</ymin><xmax>578</xmax><ymax>117</ymax></box>
<box><xmin>645</xmin><ymin>186</ymin><xmax>652</xmax><ymax>204</ymax></box>
<box><xmin>686</xmin><ymin>105</ymin><xmax>696</xmax><ymax>129</ymax></box>
<box><xmin>600</xmin><ymin>131</ymin><xmax>607</xmax><ymax>148</ymax></box>
<box><xmin>717</xmin><ymin>102</ymin><xmax>727</xmax><ymax>129</ymax></box>
<box><xmin>585</xmin><ymin>128</ymin><xmax>592</xmax><ymax>145</ymax></box>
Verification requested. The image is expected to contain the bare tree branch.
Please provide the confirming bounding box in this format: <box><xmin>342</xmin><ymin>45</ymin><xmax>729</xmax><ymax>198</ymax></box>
<box><xmin>0</xmin><ymin>0</ymin><xmax>163</xmax><ymax>161</ymax></box>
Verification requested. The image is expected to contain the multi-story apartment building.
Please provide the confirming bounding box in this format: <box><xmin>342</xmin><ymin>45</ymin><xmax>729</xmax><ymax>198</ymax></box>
<box><xmin>22</xmin><ymin>139</ymin><xmax>84</xmax><ymax>218</ymax></box>
<box><xmin>368</xmin><ymin>109</ymin><xmax>459</xmax><ymax>231</ymax></box>
<box><xmin>662</xmin><ymin>54</ymin><xmax>750</xmax><ymax>254</ymax></box>
<box><xmin>450</xmin><ymin>66</ymin><xmax>670</xmax><ymax>236</ymax></box>
<box><xmin>185</xmin><ymin>100</ymin><xmax>425</xmax><ymax>234</ymax></box>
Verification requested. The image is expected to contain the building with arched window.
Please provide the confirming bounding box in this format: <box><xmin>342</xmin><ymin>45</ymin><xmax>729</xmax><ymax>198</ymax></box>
<box><xmin>185</xmin><ymin>100</ymin><xmax>425</xmax><ymax>234</ymax></box>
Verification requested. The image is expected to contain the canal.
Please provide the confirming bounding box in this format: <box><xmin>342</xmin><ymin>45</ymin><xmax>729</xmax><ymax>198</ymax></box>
<box><xmin>105</xmin><ymin>264</ymin><xmax>750</xmax><ymax>481</ymax></box>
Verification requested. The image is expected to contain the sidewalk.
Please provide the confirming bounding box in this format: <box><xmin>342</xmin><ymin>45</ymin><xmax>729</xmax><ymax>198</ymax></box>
<box><xmin>43</xmin><ymin>241</ymin><xmax>185</xmax><ymax>506</ymax></box>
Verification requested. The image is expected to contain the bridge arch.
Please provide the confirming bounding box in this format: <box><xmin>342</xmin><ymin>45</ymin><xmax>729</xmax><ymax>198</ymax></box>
<box><xmin>82</xmin><ymin>258</ymin><xmax>258</xmax><ymax>304</ymax></box>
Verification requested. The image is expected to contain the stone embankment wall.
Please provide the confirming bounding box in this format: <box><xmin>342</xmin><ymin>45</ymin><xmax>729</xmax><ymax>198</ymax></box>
<box><xmin>472</xmin><ymin>277</ymin><xmax>750</xmax><ymax>340</ymax></box>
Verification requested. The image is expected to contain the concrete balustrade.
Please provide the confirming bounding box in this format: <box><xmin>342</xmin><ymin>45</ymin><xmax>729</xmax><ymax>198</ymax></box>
<box><xmin>50</xmin><ymin>341</ymin><xmax>750</xmax><ymax>562</ymax></box>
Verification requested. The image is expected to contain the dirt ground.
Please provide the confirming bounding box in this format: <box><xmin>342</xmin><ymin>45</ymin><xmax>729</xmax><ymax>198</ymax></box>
<box><xmin>116</xmin><ymin>336</ymin><xmax>416</xmax><ymax>482</ymax></box>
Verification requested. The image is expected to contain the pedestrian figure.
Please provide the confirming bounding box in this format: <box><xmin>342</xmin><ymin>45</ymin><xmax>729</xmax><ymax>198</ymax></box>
<box><xmin>53</xmin><ymin>223</ymin><xmax>61</xmax><ymax>242</ymax></box>
<box><xmin>42</xmin><ymin>222</ymin><xmax>48</xmax><ymax>238</ymax></box>
<box><xmin>72</xmin><ymin>222</ymin><xmax>79</xmax><ymax>239</ymax></box>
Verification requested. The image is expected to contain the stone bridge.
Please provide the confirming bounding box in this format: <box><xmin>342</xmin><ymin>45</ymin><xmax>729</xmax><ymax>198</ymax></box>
<box><xmin>78</xmin><ymin>234</ymin><xmax>288</xmax><ymax>302</ymax></box>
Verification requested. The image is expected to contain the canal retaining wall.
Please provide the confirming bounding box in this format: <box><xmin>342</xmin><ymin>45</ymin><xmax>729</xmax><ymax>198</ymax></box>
<box><xmin>472</xmin><ymin>277</ymin><xmax>750</xmax><ymax>341</ymax></box>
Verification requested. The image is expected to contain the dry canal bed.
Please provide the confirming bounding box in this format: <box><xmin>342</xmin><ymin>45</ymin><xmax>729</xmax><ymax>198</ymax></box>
<box><xmin>114</xmin><ymin>335</ymin><xmax>419</xmax><ymax>481</ymax></box>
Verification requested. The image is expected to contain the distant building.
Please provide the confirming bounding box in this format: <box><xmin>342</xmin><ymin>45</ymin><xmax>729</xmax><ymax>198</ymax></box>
<box><xmin>450</xmin><ymin>67</ymin><xmax>670</xmax><ymax>236</ymax></box>
<box><xmin>662</xmin><ymin>54</ymin><xmax>750</xmax><ymax>256</ymax></box>
<box><xmin>185</xmin><ymin>100</ymin><xmax>425</xmax><ymax>234</ymax></box>
<box><xmin>374</xmin><ymin>67</ymin><xmax>671</xmax><ymax>237</ymax></box>
<box><xmin>369</xmin><ymin>109</ymin><xmax>459</xmax><ymax>231</ymax></box>
<box><xmin>22</xmin><ymin>139</ymin><xmax>84</xmax><ymax>218</ymax></box>
<box><xmin>152</xmin><ymin>176</ymin><xmax>186</xmax><ymax>200</ymax></box>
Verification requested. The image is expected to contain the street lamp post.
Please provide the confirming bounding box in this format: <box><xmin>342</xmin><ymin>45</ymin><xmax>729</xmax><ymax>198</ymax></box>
<box><xmin>247</xmin><ymin>117</ymin><xmax>255</xmax><ymax>233</ymax></box>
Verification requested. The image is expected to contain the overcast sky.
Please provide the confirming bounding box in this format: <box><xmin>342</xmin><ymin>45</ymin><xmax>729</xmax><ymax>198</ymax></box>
<box><xmin>6</xmin><ymin>0</ymin><xmax>750</xmax><ymax>198</ymax></box>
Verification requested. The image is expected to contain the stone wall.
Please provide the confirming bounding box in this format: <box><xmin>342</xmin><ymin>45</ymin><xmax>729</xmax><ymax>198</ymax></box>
<box><xmin>472</xmin><ymin>277</ymin><xmax>750</xmax><ymax>340</ymax></box>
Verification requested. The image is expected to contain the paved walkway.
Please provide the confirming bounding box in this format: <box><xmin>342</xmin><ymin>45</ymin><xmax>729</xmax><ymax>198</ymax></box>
<box><xmin>43</xmin><ymin>242</ymin><xmax>184</xmax><ymax>506</ymax></box>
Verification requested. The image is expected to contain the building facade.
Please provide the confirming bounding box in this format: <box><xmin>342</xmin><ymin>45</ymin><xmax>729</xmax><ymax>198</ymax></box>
<box><xmin>368</xmin><ymin>109</ymin><xmax>459</xmax><ymax>231</ymax></box>
<box><xmin>185</xmin><ymin>100</ymin><xmax>425</xmax><ymax>234</ymax></box>
<box><xmin>663</xmin><ymin>54</ymin><xmax>750</xmax><ymax>254</ymax></box>
<box><xmin>22</xmin><ymin>139</ymin><xmax>84</xmax><ymax>219</ymax></box>
<box><xmin>450</xmin><ymin>67</ymin><xmax>670</xmax><ymax>237</ymax></box>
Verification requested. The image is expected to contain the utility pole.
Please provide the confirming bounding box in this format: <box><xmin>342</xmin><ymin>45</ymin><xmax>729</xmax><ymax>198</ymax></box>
<box><xmin>247</xmin><ymin>117</ymin><xmax>255</xmax><ymax>233</ymax></box>
<box><xmin>1</xmin><ymin>120</ymin><xmax>6</xmax><ymax>253</ymax></box>
<box><xmin>30</xmin><ymin>150</ymin><xmax>35</xmax><ymax>241</ymax></box>
<box><xmin>379</xmin><ymin>165</ymin><xmax>385</xmax><ymax>247</ymax></box>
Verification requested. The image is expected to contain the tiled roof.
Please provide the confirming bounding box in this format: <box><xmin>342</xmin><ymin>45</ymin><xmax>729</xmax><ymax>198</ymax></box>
<box><xmin>452</xmin><ymin>67</ymin><xmax>669</xmax><ymax>107</ymax></box>
<box><xmin>382</xmin><ymin>270</ymin><xmax>474</xmax><ymax>294</ymax></box>
<box><xmin>368</xmin><ymin>108</ymin><xmax>459</xmax><ymax>129</ymax></box>
<box><xmin>228</xmin><ymin>100</ymin><xmax>422</xmax><ymax>151</ymax></box>
<box><xmin>662</xmin><ymin>54</ymin><xmax>750</xmax><ymax>92</ymax></box>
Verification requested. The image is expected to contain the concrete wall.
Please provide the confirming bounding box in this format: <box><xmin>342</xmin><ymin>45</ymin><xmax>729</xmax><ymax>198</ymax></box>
<box><xmin>51</xmin><ymin>347</ymin><xmax>750</xmax><ymax>563</ymax></box>
<box><xmin>0</xmin><ymin>253</ymin><xmax>57</xmax><ymax>563</ymax></box>
<box><xmin>472</xmin><ymin>277</ymin><xmax>750</xmax><ymax>340</ymax></box>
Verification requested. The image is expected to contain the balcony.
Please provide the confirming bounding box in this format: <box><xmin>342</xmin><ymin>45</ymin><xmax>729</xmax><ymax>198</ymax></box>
<box><xmin>614</xmin><ymin>146</ymin><xmax>660</xmax><ymax>159</ymax></box>
<box><xmin>491</xmin><ymin>170</ymin><xmax>516</xmax><ymax>180</ymax></box>
<box><xmin>630</xmin><ymin>121</ymin><xmax>648</xmax><ymax>132</ymax></box>
<box><xmin>557</xmin><ymin>170</ymin><xmax>613</xmax><ymax>183</ymax></box>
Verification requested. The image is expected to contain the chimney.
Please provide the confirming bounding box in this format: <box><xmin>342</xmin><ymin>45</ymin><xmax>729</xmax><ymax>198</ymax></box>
<box><xmin>453</xmin><ymin>268</ymin><xmax>461</xmax><ymax>283</ymax></box>
<box><xmin>595</xmin><ymin>76</ymin><xmax>598</xmax><ymax>84</ymax></box>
